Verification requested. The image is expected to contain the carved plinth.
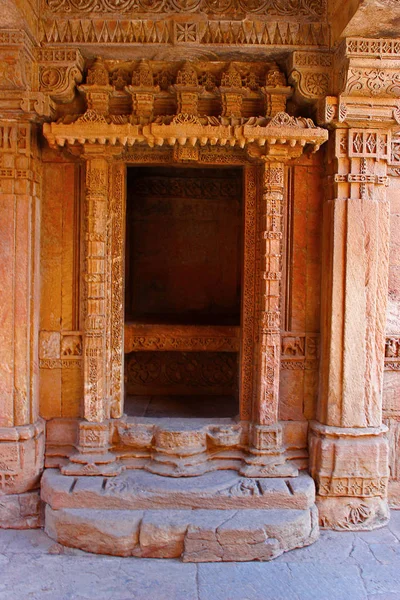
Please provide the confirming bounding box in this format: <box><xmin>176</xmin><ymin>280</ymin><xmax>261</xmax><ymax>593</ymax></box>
<box><xmin>309</xmin><ymin>421</ymin><xmax>390</xmax><ymax>530</ymax></box>
<box><xmin>61</xmin><ymin>421</ymin><xmax>121</xmax><ymax>477</ymax></box>
<box><xmin>241</xmin><ymin>424</ymin><xmax>298</xmax><ymax>477</ymax></box>
<box><xmin>0</xmin><ymin>420</ymin><xmax>45</xmax><ymax>496</ymax></box>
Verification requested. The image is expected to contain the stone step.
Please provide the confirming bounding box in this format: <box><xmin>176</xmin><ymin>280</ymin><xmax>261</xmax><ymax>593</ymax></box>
<box><xmin>44</xmin><ymin>505</ymin><xmax>319</xmax><ymax>562</ymax></box>
<box><xmin>41</xmin><ymin>469</ymin><xmax>315</xmax><ymax>511</ymax></box>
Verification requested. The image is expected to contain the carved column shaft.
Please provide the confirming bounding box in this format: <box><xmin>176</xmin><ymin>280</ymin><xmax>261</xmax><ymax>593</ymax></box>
<box><xmin>318</xmin><ymin>129</ymin><xmax>390</xmax><ymax>428</ymax></box>
<box><xmin>310</xmin><ymin>127</ymin><xmax>391</xmax><ymax>530</ymax></box>
<box><xmin>242</xmin><ymin>159</ymin><xmax>296</xmax><ymax>478</ymax></box>
<box><xmin>83</xmin><ymin>152</ymin><xmax>110</xmax><ymax>423</ymax></box>
<box><xmin>0</xmin><ymin>120</ymin><xmax>44</xmax><ymax>497</ymax></box>
<box><xmin>254</xmin><ymin>160</ymin><xmax>284</xmax><ymax>426</ymax></box>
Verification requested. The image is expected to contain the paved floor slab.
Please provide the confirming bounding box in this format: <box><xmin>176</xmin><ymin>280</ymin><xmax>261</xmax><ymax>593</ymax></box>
<box><xmin>0</xmin><ymin>511</ymin><xmax>400</xmax><ymax>599</ymax></box>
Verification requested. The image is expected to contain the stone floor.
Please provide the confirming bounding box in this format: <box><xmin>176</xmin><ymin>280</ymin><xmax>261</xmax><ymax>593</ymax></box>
<box><xmin>1</xmin><ymin>511</ymin><xmax>400</xmax><ymax>600</ymax></box>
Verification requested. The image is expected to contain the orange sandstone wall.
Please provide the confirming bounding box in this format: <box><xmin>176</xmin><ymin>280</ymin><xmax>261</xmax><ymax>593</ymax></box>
<box><xmin>39</xmin><ymin>148</ymin><xmax>83</xmax><ymax>421</ymax></box>
<box><xmin>279</xmin><ymin>151</ymin><xmax>324</xmax><ymax>455</ymax></box>
<box><xmin>385</xmin><ymin>175</ymin><xmax>400</xmax><ymax>493</ymax></box>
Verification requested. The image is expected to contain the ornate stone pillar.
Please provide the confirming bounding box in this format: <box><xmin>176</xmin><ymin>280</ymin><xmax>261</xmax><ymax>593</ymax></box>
<box><xmin>0</xmin><ymin>30</ymin><xmax>58</xmax><ymax>528</ymax></box>
<box><xmin>301</xmin><ymin>38</ymin><xmax>400</xmax><ymax>529</ymax></box>
<box><xmin>309</xmin><ymin>126</ymin><xmax>391</xmax><ymax>529</ymax></box>
<box><xmin>0</xmin><ymin>118</ymin><xmax>44</xmax><ymax>527</ymax></box>
<box><xmin>242</xmin><ymin>159</ymin><xmax>296</xmax><ymax>477</ymax></box>
<box><xmin>62</xmin><ymin>148</ymin><xmax>121</xmax><ymax>476</ymax></box>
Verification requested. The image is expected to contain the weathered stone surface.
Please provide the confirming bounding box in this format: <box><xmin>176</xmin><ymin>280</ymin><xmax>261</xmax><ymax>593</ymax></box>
<box><xmin>0</xmin><ymin>0</ymin><xmax>399</xmax><ymax>565</ymax></box>
<box><xmin>45</xmin><ymin>505</ymin><xmax>317</xmax><ymax>561</ymax></box>
<box><xmin>0</xmin><ymin>491</ymin><xmax>42</xmax><ymax>529</ymax></box>
<box><xmin>45</xmin><ymin>506</ymin><xmax>143</xmax><ymax>557</ymax></box>
<box><xmin>41</xmin><ymin>469</ymin><xmax>315</xmax><ymax>511</ymax></box>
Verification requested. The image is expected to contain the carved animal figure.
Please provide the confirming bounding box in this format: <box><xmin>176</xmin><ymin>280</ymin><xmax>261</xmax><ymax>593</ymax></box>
<box><xmin>282</xmin><ymin>336</ymin><xmax>304</xmax><ymax>356</ymax></box>
<box><xmin>61</xmin><ymin>335</ymin><xmax>82</xmax><ymax>356</ymax></box>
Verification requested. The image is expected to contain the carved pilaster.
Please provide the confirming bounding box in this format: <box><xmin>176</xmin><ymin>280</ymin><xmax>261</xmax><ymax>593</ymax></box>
<box><xmin>241</xmin><ymin>160</ymin><xmax>296</xmax><ymax>478</ymax></box>
<box><xmin>310</xmin><ymin>123</ymin><xmax>392</xmax><ymax>529</ymax></box>
<box><xmin>0</xmin><ymin>119</ymin><xmax>45</xmax><ymax>525</ymax></box>
<box><xmin>82</xmin><ymin>151</ymin><xmax>109</xmax><ymax>424</ymax></box>
<box><xmin>61</xmin><ymin>149</ymin><xmax>122</xmax><ymax>476</ymax></box>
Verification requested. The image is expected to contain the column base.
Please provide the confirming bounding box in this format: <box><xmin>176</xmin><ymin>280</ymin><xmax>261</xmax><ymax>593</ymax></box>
<box><xmin>309</xmin><ymin>420</ymin><xmax>389</xmax><ymax>531</ymax></box>
<box><xmin>317</xmin><ymin>495</ymin><xmax>389</xmax><ymax>531</ymax></box>
<box><xmin>240</xmin><ymin>423</ymin><xmax>298</xmax><ymax>477</ymax></box>
<box><xmin>60</xmin><ymin>420</ymin><xmax>122</xmax><ymax>476</ymax></box>
<box><xmin>61</xmin><ymin>452</ymin><xmax>122</xmax><ymax>477</ymax></box>
<box><xmin>389</xmin><ymin>480</ymin><xmax>400</xmax><ymax>509</ymax></box>
<box><xmin>0</xmin><ymin>490</ymin><xmax>42</xmax><ymax>529</ymax></box>
<box><xmin>0</xmin><ymin>419</ymin><xmax>45</xmax><ymax>495</ymax></box>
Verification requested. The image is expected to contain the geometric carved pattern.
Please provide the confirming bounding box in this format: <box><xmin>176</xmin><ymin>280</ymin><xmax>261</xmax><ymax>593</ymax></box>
<box><xmin>318</xmin><ymin>476</ymin><xmax>388</xmax><ymax>498</ymax></box>
<box><xmin>39</xmin><ymin>19</ymin><xmax>329</xmax><ymax>47</ymax></box>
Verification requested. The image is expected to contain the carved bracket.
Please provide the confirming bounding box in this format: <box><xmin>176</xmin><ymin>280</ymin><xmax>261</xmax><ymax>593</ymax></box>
<box><xmin>37</xmin><ymin>48</ymin><xmax>84</xmax><ymax>104</ymax></box>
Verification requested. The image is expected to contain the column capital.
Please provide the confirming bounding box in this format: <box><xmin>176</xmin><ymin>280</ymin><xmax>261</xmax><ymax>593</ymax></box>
<box><xmin>288</xmin><ymin>38</ymin><xmax>400</xmax><ymax>129</ymax></box>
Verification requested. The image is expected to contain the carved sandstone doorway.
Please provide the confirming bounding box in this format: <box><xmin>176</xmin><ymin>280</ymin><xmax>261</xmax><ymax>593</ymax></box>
<box><xmin>43</xmin><ymin>64</ymin><xmax>328</xmax><ymax>477</ymax></box>
<box><xmin>124</xmin><ymin>165</ymin><xmax>243</xmax><ymax>419</ymax></box>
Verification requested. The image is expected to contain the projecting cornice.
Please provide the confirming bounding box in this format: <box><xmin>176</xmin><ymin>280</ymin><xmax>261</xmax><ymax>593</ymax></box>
<box><xmin>42</xmin><ymin>58</ymin><xmax>327</xmax><ymax>160</ymax></box>
<box><xmin>288</xmin><ymin>38</ymin><xmax>400</xmax><ymax>128</ymax></box>
<box><xmin>43</xmin><ymin>111</ymin><xmax>328</xmax><ymax>162</ymax></box>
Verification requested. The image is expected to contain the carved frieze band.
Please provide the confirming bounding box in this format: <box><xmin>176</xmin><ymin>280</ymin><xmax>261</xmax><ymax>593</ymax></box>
<box><xmin>39</xmin><ymin>19</ymin><xmax>329</xmax><ymax>47</ymax></box>
<box><xmin>318</xmin><ymin>477</ymin><xmax>388</xmax><ymax>498</ymax></box>
<box><xmin>125</xmin><ymin>331</ymin><xmax>240</xmax><ymax>353</ymax></box>
<box><xmin>42</xmin><ymin>0</ymin><xmax>326</xmax><ymax>17</ymax></box>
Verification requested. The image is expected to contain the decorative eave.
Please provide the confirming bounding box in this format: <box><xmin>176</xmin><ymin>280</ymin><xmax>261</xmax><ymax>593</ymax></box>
<box><xmin>43</xmin><ymin>112</ymin><xmax>328</xmax><ymax>160</ymax></box>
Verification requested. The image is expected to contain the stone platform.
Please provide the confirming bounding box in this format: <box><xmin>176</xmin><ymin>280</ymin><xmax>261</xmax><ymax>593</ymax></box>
<box><xmin>41</xmin><ymin>469</ymin><xmax>319</xmax><ymax>562</ymax></box>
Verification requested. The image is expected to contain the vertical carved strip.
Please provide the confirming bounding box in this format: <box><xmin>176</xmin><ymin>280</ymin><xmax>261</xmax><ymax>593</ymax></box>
<box><xmin>83</xmin><ymin>154</ymin><xmax>109</xmax><ymax>422</ymax></box>
<box><xmin>110</xmin><ymin>163</ymin><xmax>125</xmax><ymax>418</ymax></box>
<box><xmin>254</xmin><ymin>161</ymin><xmax>284</xmax><ymax>426</ymax></box>
<box><xmin>240</xmin><ymin>166</ymin><xmax>257</xmax><ymax>420</ymax></box>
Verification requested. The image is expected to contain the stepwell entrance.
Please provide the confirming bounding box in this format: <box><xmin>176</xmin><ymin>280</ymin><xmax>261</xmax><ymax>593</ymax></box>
<box><xmin>124</xmin><ymin>166</ymin><xmax>243</xmax><ymax>418</ymax></box>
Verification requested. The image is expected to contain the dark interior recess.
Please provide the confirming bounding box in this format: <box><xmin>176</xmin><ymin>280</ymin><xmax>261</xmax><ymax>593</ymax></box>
<box><xmin>125</xmin><ymin>166</ymin><xmax>243</xmax><ymax>326</ymax></box>
<box><xmin>124</xmin><ymin>165</ymin><xmax>243</xmax><ymax>418</ymax></box>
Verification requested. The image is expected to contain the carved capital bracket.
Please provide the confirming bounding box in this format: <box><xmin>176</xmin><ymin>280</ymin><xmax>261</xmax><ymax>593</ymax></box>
<box><xmin>288</xmin><ymin>38</ymin><xmax>400</xmax><ymax>130</ymax></box>
<box><xmin>288</xmin><ymin>50</ymin><xmax>333</xmax><ymax>105</ymax></box>
<box><xmin>316</xmin><ymin>37</ymin><xmax>400</xmax><ymax>129</ymax></box>
<box><xmin>0</xmin><ymin>29</ymin><xmax>53</xmax><ymax>121</ymax></box>
<box><xmin>36</xmin><ymin>47</ymin><xmax>84</xmax><ymax>104</ymax></box>
<box><xmin>389</xmin><ymin>130</ymin><xmax>400</xmax><ymax>177</ymax></box>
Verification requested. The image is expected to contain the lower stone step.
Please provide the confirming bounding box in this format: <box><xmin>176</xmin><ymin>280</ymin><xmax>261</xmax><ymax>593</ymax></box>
<box><xmin>42</xmin><ymin>469</ymin><xmax>319</xmax><ymax>561</ymax></box>
<box><xmin>45</xmin><ymin>505</ymin><xmax>319</xmax><ymax>562</ymax></box>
